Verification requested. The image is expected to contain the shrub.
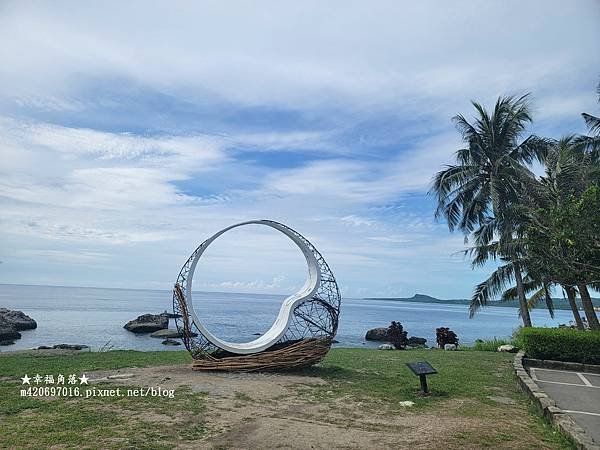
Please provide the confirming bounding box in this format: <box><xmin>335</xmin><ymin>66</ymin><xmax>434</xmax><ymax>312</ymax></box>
<box><xmin>388</xmin><ymin>321</ymin><xmax>408</xmax><ymax>349</ymax></box>
<box><xmin>436</xmin><ymin>327</ymin><xmax>459</xmax><ymax>348</ymax></box>
<box><xmin>518</xmin><ymin>327</ymin><xmax>600</xmax><ymax>364</ymax></box>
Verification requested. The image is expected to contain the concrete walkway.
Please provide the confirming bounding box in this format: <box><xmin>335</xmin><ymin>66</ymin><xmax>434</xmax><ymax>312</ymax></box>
<box><xmin>530</xmin><ymin>367</ymin><xmax>600</xmax><ymax>444</ymax></box>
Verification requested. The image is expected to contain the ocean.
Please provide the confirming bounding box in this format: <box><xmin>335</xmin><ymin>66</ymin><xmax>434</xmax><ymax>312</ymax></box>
<box><xmin>0</xmin><ymin>284</ymin><xmax>574</xmax><ymax>352</ymax></box>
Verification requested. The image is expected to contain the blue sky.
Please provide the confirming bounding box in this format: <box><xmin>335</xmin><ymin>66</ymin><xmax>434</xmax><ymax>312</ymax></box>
<box><xmin>0</xmin><ymin>1</ymin><xmax>599</xmax><ymax>298</ymax></box>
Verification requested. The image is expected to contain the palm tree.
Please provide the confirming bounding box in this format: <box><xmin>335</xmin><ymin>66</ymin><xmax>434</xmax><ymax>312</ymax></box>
<box><xmin>564</xmin><ymin>285</ymin><xmax>585</xmax><ymax>330</ymax></box>
<box><xmin>431</xmin><ymin>95</ymin><xmax>548</xmax><ymax>327</ymax></box>
<box><xmin>576</xmin><ymin>81</ymin><xmax>600</xmax><ymax>160</ymax></box>
<box><xmin>523</xmin><ymin>136</ymin><xmax>600</xmax><ymax>330</ymax></box>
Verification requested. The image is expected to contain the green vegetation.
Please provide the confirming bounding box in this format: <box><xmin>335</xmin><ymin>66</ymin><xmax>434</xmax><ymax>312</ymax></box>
<box><xmin>518</xmin><ymin>327</ymin><xmax>600</xmax><ymax>364</ymax></box>
<box><xmin>0</xmin><ymin>351</ymin><xmax>199</xmax><ymax>449</ymax></box>
<box><xmin>0</xmin><ymin>349</ymin><xmax>575</xmax><ymax>449</ymax></box>
<box><xmin>469</xmin><ymin>337</ymin><xmax>512</xmax><ymax>352</ymax></box>
<box><xmin>0</xmin><ymin>349</ymin><xmax>192</xmax><ymax>378</ymax></box>
<box><xmin>430</xmin><ymin>84</ymin><xmax>600</xmax><ymax>330</ymax></box>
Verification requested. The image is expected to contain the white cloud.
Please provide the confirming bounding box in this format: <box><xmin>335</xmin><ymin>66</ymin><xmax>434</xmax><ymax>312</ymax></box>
<box><xmin>0</xmin><ymin>1</ymin><xmax>598</xmax><ymax>297</ymax></box>
<box><xmin>1</xmin><ymin>1</ymin><xmax>598</xmax><ymax>117</ymax></box>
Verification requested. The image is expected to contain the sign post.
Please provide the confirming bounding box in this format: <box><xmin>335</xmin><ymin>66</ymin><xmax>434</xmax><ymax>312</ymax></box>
<box><xmin>406</xmin><ymin>361</ymin><xmax>437</xmax><ymax>394</ymax></box>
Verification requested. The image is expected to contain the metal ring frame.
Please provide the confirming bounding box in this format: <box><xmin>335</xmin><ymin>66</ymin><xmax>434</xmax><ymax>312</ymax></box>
<box><xmin>172</xmin><ymin>220</ymin><xmax>341</xmax><ymax>360</ymax></box>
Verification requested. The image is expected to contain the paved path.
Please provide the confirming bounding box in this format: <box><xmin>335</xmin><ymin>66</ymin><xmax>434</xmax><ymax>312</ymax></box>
<box><xmin>530</xmin><ymin>367</ymin><xmax>600</xmax><ymax>444</ymax></box>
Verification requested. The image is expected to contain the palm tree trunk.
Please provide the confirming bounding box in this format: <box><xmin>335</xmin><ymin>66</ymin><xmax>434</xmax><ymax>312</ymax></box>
<box><xmin>564</xmin><ymin>285</ymin><xmax>585</xmax><ymax>330</ymax></box>
<box><xmin>513</xmin><ymin>261</ymin><xmax>532</xmax><ymax>327</ymax></box>
<box><xmin>576</xmin><ymin>283</ymin><xmax>600</xmax><ymax>330</ymax></box>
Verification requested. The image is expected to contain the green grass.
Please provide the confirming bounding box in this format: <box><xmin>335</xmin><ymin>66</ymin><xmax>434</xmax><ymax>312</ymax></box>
<box><xmin>308</xmin><ymin>348</ymin><xmax>516</xmax><ymax>408</ymax></box>
<box><xmin>0</xmin><ymin>349</ymin><xmax>192</xmax><ymax>377</ymax></box>
<box><xmin>0</xmin><ymin>348</ymin><xmax>575</xmax><ymax>449</ymax></box>
<box><xmin>0</xmin><ymin>350</ymin><xmax>200</xmax><ymax>449</ymax></box>
<box><xmin>310</xmin><ymin>349</ymin><xmax>573</xmax><ymax>448</ymax></box>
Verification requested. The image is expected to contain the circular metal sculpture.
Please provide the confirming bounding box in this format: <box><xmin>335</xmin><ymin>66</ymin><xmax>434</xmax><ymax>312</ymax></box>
<box><xmin>172</xmin><ymin>220</ymin><xmax>341</xmax><ymax>371</ymax></box>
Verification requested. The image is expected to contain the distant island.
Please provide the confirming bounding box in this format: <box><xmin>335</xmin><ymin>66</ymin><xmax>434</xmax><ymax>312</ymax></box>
<box><xmin>365</xmin><ymin>293</ymin><xmax>600</xmax><ymax>311</ymax></box>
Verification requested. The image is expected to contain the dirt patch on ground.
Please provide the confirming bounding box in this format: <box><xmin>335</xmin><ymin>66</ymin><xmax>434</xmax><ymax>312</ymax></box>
<box><xmin>87</xmin><ymin>364</ymin><xmax>552</xmax><ymax>449</ymax></box>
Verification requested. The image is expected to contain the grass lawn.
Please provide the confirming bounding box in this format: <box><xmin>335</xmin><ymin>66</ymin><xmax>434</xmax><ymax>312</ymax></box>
<box><xmin>0</xmin><ymin>348</ymin><xmax>574</xmax><ymax>449</ymax></box>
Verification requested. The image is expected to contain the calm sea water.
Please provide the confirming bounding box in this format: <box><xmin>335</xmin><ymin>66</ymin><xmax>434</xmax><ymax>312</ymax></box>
<box><xmin>0</xmin><ymin>284</ymin><xmax>573</xmax><ymax>352</ymax></box>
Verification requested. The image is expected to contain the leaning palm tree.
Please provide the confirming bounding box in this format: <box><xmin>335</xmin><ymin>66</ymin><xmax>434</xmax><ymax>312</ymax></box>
<box><xmin>431</xmin><ymin>94</ymin><xmax>548</xmax><ymax>327</ymax></box>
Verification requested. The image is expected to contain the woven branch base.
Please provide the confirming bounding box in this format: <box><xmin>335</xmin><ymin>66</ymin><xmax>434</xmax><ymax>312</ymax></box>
<box><xmin>191</xmin><ymin>338</ymin><xmax>332</xmax><ymax>372</ymax></box>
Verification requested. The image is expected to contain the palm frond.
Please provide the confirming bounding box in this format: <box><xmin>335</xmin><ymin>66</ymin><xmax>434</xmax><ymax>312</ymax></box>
<box><xmin>469</xmin><ymin>263</ymin><xmax>515</xmax><ymax>317</ymax></box>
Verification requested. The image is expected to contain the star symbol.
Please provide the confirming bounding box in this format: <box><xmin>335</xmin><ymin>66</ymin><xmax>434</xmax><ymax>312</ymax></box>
<box><xmin>21</xmin><ymin>374</ymin><xmax>31</xmax><ymax>385</ymax></box>
<box><xmin>79</xmin><ymin>373</ymin><xmax>89</xmax><ymax>385</ymax></box>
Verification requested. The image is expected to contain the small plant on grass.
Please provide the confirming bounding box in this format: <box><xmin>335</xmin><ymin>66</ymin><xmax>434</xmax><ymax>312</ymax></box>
<box><xmin>388</xmin><ymin>321</ymin><xmax>408</xmax><ymax>349</ymax></box>
<box><xmin>472</xmin><ymin>338</ymin><xmax>511</xmax><ymax>352</ymax></box>
<box><xmin>436</xmin><ymin>327</ymin><xmax>459</xmax><ymax>348</ymax></box>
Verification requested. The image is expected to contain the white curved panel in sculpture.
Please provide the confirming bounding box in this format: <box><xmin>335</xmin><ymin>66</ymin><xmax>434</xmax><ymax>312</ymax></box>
<box><xmin>183</xmin><ymin>220</ymin><xmax>322</xmax><ymax>354</ymax></box>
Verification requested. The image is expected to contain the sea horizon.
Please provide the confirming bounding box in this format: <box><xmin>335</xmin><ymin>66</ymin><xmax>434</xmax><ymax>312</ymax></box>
<box><xmin>0</xmin><ymin>283</ymin><xmax>574</xmax><ymax>352</ymax></box>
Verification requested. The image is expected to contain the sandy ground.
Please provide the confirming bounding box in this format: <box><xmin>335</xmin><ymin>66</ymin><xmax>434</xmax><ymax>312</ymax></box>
<box><xmin>86</xmin><ymin>364</ymin><xmax>544</xmax><ymax>450</ymax></box>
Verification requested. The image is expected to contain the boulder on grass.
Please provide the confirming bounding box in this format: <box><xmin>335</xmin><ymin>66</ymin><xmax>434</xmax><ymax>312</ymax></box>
<box><xmin>497</xmin><ymin>344</ymin><xmax>517</xmax><ymax>353</ymax></box>
<box><xmin>444</xmin><ymin>343</ymin><xmax>457</xmax><ymax>351</ymax></box>
<box><xmin>124</xmin><ymin>313</ymin><xmax>169</xmax><ymax>333</ymax></box>
<box><xmin>378</xmin><ymin>344</ymin><xmax>395</xmax><ymax>350</ymax></box>
<box><xmin>365</xmin><ymin>327</ymin><xmax>389</xmax><ymax>341</ymax></box>
<box><xmin>0</xmin><ymin>308</ymin><xmax>37</xmax><ymax>330</ymax></box>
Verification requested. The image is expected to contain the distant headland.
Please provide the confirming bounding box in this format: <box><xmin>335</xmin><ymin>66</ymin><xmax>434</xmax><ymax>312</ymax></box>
<box><xmin>364</xmin><ymin>293</ymin><xmax>600</xmax><ymax>311</ymax></box>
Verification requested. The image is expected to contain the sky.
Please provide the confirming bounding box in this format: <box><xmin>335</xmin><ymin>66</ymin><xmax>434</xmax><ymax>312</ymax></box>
<box><xmin>0</xmin><ymin>1</ymin><xmax>599</xmax><ymax>299</ymax></box>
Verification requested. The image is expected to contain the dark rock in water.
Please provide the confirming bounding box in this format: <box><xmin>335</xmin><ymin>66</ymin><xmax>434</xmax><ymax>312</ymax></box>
<box><xmin>331</xmin><ymin>339</ymin><xmax>339</xmax><ymax>344</ymax></box>
<box><xmin>150</xmin><ymin>328</ymin><xmax>197</xmax><ymax>339</ymax></box>
<box><xmin>162</xmin><ymin>338</ymin><xmax>181</xmax><ymax>346</ymax></box>
<box><xmin>0</xmin><ymin>339</ymin><xmax>15</xmax><ymax>346</ymax></box>
<box><xmin>365</xmin><ymin>327</ymin><xmax>389</xmax><ymax>341</ymax></box>
<box><xmin>252</xmin><ymin>333</ymin><xmax>261</xmax><ymax>336</ymax></box>
<box><xmin>407</xmin><ymin>336</ymin><xmax>427</xmax><ymax>348</ymax></box>
<box><xmin>124</xmin><ymin>313</ymin><xmax>169</xmax><ymax>333</ymax></box>
<box><xmin>52</xmin><ymin>344</ymin><xmax>90</xmax><ymax>350</ymax></box>
<box><xmin>37</xmin><ymin>345</ymin><xmax>53</xmax><ymax>349</ymax></box>
<box><xmin>0</xmin><ymin>317</ymin><xmax>21</xmax><ymax>341</ymax></box>
<box><xmin>0</xmin><ymin>308</ymin><xmax>37</xmax><ymax>330</ymax></box>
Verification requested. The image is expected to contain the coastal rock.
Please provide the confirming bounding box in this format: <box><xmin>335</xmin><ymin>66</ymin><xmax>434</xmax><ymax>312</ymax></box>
<box><xmin>150</xmin><ymin>328</ymin><xmax>197</xmax><ymax>339</ymax></box>
<box><xmin>52</xmin><ymin>344</ymin><xmax>89</xmax><ymax>350</ymax></box>
<box><xmin>407</xmin><ymin>336</ymin><xmax>427</xmax><ymax>348</ymax></box>
<box><xmin>444</xmin><ymin>344</ymin><xmax>457</xmax><ymax>351</ymax></box>
<box><xmin>161</xmin><ymin>338</ymin><xmax>181</xmax><ymax>346</ymax></box>
<box><xmin>497</xmin><ymin>344</ymin><xmax>517</xmax><ymax>353</ymax></box>
<box><xmin>162</xmin><ymin>310</ymin><xmax>182</xmax><ymax>319</ymax></box>
<box><xmin>378</xmin><ymin>344</ymin><xmax>395</xmax><ymax>350</ymax></box>
<box><xmin>124</xmin><ymin>313</ymin><xmax>169</xmax><ymax>333</ymax></box>
<box><xmin>0</xmin><ymin>339</ymin><xmax>16</xmax><ymax>346</ymax></box>
<box><xmin>0</xmin><ymin>308</ymin><xmax>37</xmax><ymax>330</ymax></box>
<box><xmin>0</xmin><ymin>317</ymin><xmax>21</xmax><ymax>341</ymax></box>
<box><xmin>365</xmin><ymin>327</ymin><xmax>389</xmax><ymax>341</ymax></box>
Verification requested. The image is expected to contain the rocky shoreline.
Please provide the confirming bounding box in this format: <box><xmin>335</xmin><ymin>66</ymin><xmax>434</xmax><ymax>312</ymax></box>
<box><xmin>0</xmin><ymin>308</ymin><xmax>37</xmax><ymax>346</ymax></box>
